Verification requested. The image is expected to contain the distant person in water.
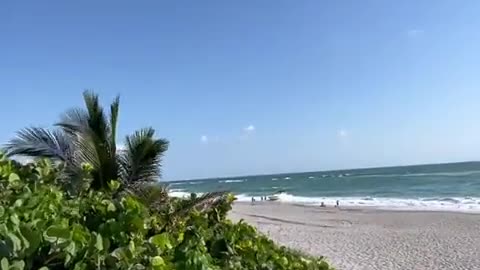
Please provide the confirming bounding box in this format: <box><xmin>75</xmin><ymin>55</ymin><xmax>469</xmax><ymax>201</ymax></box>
<box><xmin>336</xmin><ymin>200</ymin><xmax>339</xmax><ymax>208</ymax></box>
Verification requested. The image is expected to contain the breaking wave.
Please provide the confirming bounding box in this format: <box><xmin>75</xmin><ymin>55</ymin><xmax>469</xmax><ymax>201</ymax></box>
<box><xmin>234</xmin><ymin>193</ymin><xmax>480</xmax><ymax>213</ymax></box>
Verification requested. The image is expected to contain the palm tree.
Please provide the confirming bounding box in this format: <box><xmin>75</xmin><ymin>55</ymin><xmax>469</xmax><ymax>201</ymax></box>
<box><xmin>4</xmin><ymin>90</ymin><xmax>169</xmax><ymax>190</ymax></box>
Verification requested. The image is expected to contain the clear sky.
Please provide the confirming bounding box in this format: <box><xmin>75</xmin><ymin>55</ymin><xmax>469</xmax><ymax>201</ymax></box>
<box><xmin>2</xmin><ymin>1</ymin><xmax>480</xmax><ymax>180</ymax></box>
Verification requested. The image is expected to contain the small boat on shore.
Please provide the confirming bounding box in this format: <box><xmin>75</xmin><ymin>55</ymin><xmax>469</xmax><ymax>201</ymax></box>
<box><xmin>268</xmin><ymin>195</ymin><xmax>279</xmax><ymax>201</ymax></box>
<box><xmin>268</xmin><ymin>190</ymin><xmax>286</xmax><ymax>201</ymax></box>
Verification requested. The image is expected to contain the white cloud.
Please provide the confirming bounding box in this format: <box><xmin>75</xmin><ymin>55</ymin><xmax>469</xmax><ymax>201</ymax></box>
<box><xmin>239</xmin><ymin>125</ymin><xmax>256</xmax><ymax>140</ymax></box>
<box><xmin>200</xmin><ymin>135</ymin><xmax>208</xmax><ymax>143</ymax></box>
<box><xmin>338</xmin><ymin>129</ymin><xmax>348</xmax><ymax>138</ymax></box>
<box><xmin>407</xmin><ymin>29</ymin><xmax>424</xmax><ymax>37</ymax></box>
<box><xmin>244</xmin><ymin>125</ymin><xmax>255</xmax><ymax>132</ymax></box>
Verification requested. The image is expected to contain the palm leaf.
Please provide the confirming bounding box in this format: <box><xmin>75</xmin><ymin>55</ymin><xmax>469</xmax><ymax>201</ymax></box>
<box><xmin>128</xmin><ymin>183</ymin><xmax>170</xmax><ymax>212</ymax></box>
<box><xmin>171</xmin><ymin>191</ymin><xmax>227</xmax><ymax>217</ymax></box>
<box><xmin>119</xmin><ymin>128</ymin><xmax>169</xmax><ymax>184</ymax></box>
<box><xmin>5</xmin><ymin>91</ymin><xmax>170</xmax><ymax>191</ymax></box>
<box><xmin>110</xmin><ymin>95</ymin><xmax>120</xmax><ymax>156</ymax></box>
<box><xmin>82</xmin><ymin>90</ymin><xmax>110</xmax><ymax>143</ymax></box>
<box><xmin>56</xmin><ymin>90</ymin><xmax>119</xmax><ymax>188</ymax></box>
<box><xmin>56</xmin><ymin>108</ymin><xmax>90</xmax><ymax>135</ymax></box>
<box><xmin>4</xmin><ymin>127</ymin><xmax>73</xmax><ymax>162</ymax></box>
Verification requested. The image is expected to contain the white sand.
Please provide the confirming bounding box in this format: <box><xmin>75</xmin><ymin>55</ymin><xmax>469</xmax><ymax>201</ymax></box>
<box><xmin>230</xmin><ymin>202</ymin><xmax>480</xmax><ymax>270</ymax></box>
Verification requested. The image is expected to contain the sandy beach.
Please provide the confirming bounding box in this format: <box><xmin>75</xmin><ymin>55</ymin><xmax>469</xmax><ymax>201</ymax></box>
<box><xmin>230</xmin><ymin>202</ymin><xmax>480</xmax><ymax>270</ymax></box>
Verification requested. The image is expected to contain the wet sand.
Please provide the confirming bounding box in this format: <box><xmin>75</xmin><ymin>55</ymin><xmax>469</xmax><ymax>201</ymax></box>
<box><xmin>229</xmin><ymin>202</ymin><xmax>480</xmax><ymax>270</ymax></box>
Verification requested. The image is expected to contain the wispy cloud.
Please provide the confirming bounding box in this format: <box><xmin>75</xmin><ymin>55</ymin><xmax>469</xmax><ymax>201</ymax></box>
<box><xmin>338</xmin><ymin>129</ymin><xmax>348</xmax><ymax>138</ymax></box>
<box><xmin>239</xmin><ymin>124</ymin><xmax>256</xmax><ymax>140</ymax></box>
<box><xmin>407</xmin><ymin>29</ymin><xmax>424</xmax><ymax>37</ymax></box>
<box><xmin>244</xmin><ymin>125</ymin><xmax>255</xmax><ymax>133</ymax></box>
<box><xmin>200</xmin><ymin>135</ymin><xmax>208</xmax><ymax>143</ymax></box>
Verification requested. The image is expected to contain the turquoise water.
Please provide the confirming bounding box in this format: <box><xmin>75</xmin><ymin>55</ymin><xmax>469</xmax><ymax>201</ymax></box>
<box><xmin>168</xmin><ymin>162</ymin><xmax>480</xmax><ymax>212</ymax></box>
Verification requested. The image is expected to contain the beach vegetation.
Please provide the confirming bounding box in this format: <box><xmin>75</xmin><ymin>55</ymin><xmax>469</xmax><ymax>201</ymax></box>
<box><xmin>0</xmin><ymin>91</ymin><xmax>333</xmax><ymax>269</ymax></box>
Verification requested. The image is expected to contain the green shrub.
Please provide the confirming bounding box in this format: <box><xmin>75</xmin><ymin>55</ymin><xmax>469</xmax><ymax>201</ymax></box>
<box><xmin>0</xmin><ymin>155</ymin><xmax>333</xmax><ymax>270</ymax></box>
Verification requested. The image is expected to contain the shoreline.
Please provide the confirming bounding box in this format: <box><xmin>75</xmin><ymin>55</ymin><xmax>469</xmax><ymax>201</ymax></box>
<box><xmin>170</xmin><ymin>191</ymin><xmax>480</xmax><ymax>214</ymax></box>
<box><xmin>233</xmin><ymin>194</ymin><xmax>480</xmax><ymax>214</ymax></box>
<box><xmin>229</xmin><ymin>202</ymin><xmax>480</xmax><ymax>270</ymax></box>
<box><xmin>288</xmin><ymin>202</ymin><xmax>480</xmax><ymax>215</ymax></box>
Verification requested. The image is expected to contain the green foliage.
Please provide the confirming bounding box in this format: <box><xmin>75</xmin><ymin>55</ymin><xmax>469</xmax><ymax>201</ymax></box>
<box><xmin>0</xmin><ymin>154</ymin><xmax>333</xmax><ymax>269</ymax></box>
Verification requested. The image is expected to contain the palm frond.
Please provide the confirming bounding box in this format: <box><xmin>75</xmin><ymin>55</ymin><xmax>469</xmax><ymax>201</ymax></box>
<box><xmin>6</xmin><ymin>91</ymin><xmax>170</xmax><ymax>192</ymax></box>
<box><xmin>82</xmin><ymin>90</ymin><xmax>110</xmax><ymax>143</ymax></box>
<box><xmin>56</xmin><ymin>108</ymin><xmax>90</xmax><ymax>136</ymax></box>
<box><xmin>55</xmin><ymin>90</ymin><xmax>119</xmax><ymax>188</ymax></box>
<box><xmin>4</xmin><ymin>127</ymin><xmax>73</xmax><ymax>162</ymax></box>
<box><xmin>119</xmin><ymin>128</ymin><xmax>169</xmax><ymax>184</ymax></box>
<box><xmin>82</xmin><ymin>91</ymin><xmax>118</xmax><ymax>186</ymax></box>
<box><xmin>171</xmin><ymin>191</ymin><xmax>227</xmax><ymax>217</ymax></box>
<box><xmin>71</xmin><ymin>136</ymin><xmax>100</xmax><ymax>168</ymax></box>
<box><xmin>128</xmin><ymin>182</ymin><xmax>170</xmax><ymax>212</ymax></box>
<box><xmin>110</xmin><ymin>95</ymin><xmax>120</xmax><ymax>155</ymax></box>
<box><xmin>56</xmin><ymin>108</ymin><xmax>100</xmax><ymax>166</ymax></box>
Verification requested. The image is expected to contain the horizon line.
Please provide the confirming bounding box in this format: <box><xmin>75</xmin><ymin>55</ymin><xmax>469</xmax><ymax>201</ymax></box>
<box><xmin>167</xmin><ymin>160</ymin><xmax>480</xmax><ymax>182</ymax></box>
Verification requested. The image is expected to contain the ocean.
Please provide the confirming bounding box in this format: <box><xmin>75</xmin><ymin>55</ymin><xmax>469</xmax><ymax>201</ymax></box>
<box><xmin>167</xmin><ymin>162</ymin><xmax>480</xmax><ymax>213</ymax></box>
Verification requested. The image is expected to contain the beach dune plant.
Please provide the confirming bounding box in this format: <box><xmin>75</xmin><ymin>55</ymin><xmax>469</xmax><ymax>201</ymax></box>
<box><xmin>0</xmin><ymin>154</ymin><xmax>333</xmax><ymax>269</ymax></box>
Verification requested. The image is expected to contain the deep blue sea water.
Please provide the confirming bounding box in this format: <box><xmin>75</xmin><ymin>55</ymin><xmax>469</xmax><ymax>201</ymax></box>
<box><xmin>168</xmin><ymin>162</ymin><xmax>480</xmax><ymax>212</ymax></box>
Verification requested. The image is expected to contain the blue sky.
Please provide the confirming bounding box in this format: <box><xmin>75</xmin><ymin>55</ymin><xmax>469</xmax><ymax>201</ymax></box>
<box><xmin>2</xmin><ymin>1</ymin><xmax>480</xmax><ymax>180</ymax></box>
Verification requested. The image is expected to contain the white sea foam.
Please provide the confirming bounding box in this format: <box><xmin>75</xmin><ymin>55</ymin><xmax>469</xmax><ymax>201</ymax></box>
<box><xmin>168</xmin><ymin>191</ymin><xmax>192</xmax><ymax>198</ymax></box>
<box><xmin>168</xmin><ymin>182</ymin><xmax>183</xmax><ymax>186</ymax></box>
<box><xmin>284</xmin><ymin>177</ymin><xmax>291</xmax><ymax>180</ymax></box>
<box><xmin>169</xmin><ymin>188</ymin><xmax>185</xmax><ymax>193</ymax></box>
<box><xmin>353</xmin><ymin>170</ymin><xmax>480</xmax><ymax>179</ymax></box>
<box><xmin>308</xmin><ymin>176</ymin><xmax>315</xmax><ymax>179</ymax></box>
<box><xmin>234</xmin><ymin>193</ymin><xmax>480</xmax><ymax>213</ymax></box>
<box><xmin>187</xmin><ymin>181</ymin><xmax>203</xmax><ymax>185</ymax></box>
<box><xmin>271</xmin><ymin>178</ymin><xmax>278</xmax><ymax>181</ymax></box>
<box><xmin>219</xmin><ymin>179</ymin><xmax>245</xmax><ymax>183</ymax></box>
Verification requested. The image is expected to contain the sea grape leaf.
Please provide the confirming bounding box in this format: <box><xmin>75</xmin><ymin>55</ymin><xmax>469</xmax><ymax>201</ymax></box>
<box><xmin>9</xmin><ymin>260</ymin><xmax>25</xmax><ymax>270</ymax></box>
<box><xmin>111</xmin><ymin>247</ymin><xmax>128</xmax><ymax>261</ymax></box>
<box><xmin>95</xmin><ymin>233</ymin><xmax>103</xmax><ymax>251</ymax></box>
<box><xmin>0</xmin><ymin>258</ymin><xmax>8</xmax><ymax>270</ymax></box>
<box><xmin>65</xmin><ymin>241</ymin><xmax>76</xmax><ymax>256</ymax></box>
<box><xmin>6</xmin><ymin>233</ymin><xmax>22</xmax><ymax>252</ymax></box>
<box><xmin>108</xmin><ymin>180</ymin><xmax>121</xmax><ymax>191</ymax></box>
<box><xmin>10</xmin><ymin>214</ymin><xmax>20</xmax><ymax>226</ymax></box>
<box><xmin>149</xmin><ymin>234</ymin><xmax>172</xmax><ymax>250</ymax></box>
<box><xmin>73</xmin><ymin>262</ymin><xmax>87</xmax><ymax>270</ymax></box>
<box><xmin>20</xmin><ymin>225</ymin><xmax>41</xmax><ymax>256</ymax></box>
<box><xmin>8</xmin><ymin>173</ymin><xmax>20</xmax><ymax>182</ymax></box>
<box><xmin>151</xmin><ymin>256</ymin><xmax>164</xmax><ymax>267</ymax></box>
<box><xmin>45</xmin><ymin>225</ymin><xmax>71</xmax><ymax>243</ymax></box>
<box><xmin>107</xmin><ymin>202</ymin><xmax>116</xmax><ymax>212</ymax></box>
